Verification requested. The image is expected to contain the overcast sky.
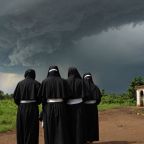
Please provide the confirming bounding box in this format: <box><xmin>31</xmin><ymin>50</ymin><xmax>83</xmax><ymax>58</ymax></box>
<box><xmin>1</xmin><ymin>0</ymin><xmax>144</xmax><ymax>94</ymax></box>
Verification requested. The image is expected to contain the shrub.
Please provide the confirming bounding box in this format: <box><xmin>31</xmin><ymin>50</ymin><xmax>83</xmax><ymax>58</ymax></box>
<box><xmin>101</xmin><ymin>93</ymin><xmax>136</xmax><ymax>106</ymax></box>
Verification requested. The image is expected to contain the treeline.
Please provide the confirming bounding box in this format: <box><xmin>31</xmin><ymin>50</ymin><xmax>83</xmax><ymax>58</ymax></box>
<box><xmin>0</xmin><ymin>90</ymin><xmax>13</xmax><ymax>100</ymax></box>
<box><xmin>100</xmin><ymin>76</ymin><xmax>144</xmax><ymax>105</ymax></box>
<box><xmin>101</xmin><ymin>76</ymin><xmax>144</xmax><ymax>105</ymax></box>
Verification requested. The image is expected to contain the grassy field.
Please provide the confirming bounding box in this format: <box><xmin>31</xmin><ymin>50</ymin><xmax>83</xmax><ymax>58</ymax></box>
<box><xmin>98</xmin><ymin>103</ymin><xmax>127</xmax><ymax>111</ymax></box>
<box><xmin>99</xmin><ymin>103</ymin><xmax>135</xmax><ymax>111</ymax></box>
<box><xmin>0</xmin><ymin>99</ymin><xmax>17</xmax><ymax>132</ymax></box>
<box><xmin>0</xmin><ymin>99</ymin><xmax>136</xmax><ymax>133</ymax></box>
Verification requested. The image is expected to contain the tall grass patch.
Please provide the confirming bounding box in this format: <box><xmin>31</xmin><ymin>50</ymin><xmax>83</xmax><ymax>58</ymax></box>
<box><xmin>99</xmin><ymin>93</ymin><xmax>136</xmax><ymax>110</ymax></box>
<box><xmin>0</xmin><ymin>99</ymin><xmax>17</xmax><ymax>132</ymax></box>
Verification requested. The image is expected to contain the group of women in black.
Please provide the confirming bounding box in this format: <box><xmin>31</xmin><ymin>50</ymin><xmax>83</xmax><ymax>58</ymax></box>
<box><xmin>13</xmin><ymin>65</ymin><xmax>102</xmax><ymax>144</ymax></box>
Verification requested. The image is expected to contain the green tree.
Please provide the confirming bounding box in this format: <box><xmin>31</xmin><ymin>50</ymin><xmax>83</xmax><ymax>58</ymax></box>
<box><xmin>128</xmin><ymin>76</ymin><xmax>144</xmax><ymax>99</ymax></box>
<box><xmin>0</xmin><ymin>90</ymin><xmax>12</xmax><ymax>99</ymax></box>
<box><xmin>0</xmin><ymin>90</ymin><xmax>4</xmax><ymax>99</ymax></box>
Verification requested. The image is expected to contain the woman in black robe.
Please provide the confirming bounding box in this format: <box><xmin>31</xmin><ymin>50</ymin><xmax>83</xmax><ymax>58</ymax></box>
<box><xmin>66</xmin><ymin>67</ymin><xmax>84</xmax><ymax>144</ymax></box>
<box><xmin>13</xmin><ymin>69</ymin><xmax>41</xmax><ymax>144</ymax></box>
<box><xmin>83</xmin><ymin>73</ymin><xmax>101</xmax><ymax>143</ymax></box>
<box><xmin>38</xmin><ymin>65</ymin><xmax>69</xmax><ymax>144</ymax></box>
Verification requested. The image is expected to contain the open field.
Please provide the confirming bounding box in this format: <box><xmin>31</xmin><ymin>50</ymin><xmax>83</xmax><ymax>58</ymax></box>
<box><xmin>0</xmin><ymin>107</ymin><xmax>144</xmax><ymax>144</ymax></box>
<box><xmin>0</xmin><ymin>100</ymin><xmax>16</xmax><ymax>132</ymax></box>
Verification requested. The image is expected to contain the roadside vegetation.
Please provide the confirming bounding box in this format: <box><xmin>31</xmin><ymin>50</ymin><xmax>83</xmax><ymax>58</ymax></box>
<box><xmin>0</xmin><ymin>76</ymin><xmax>143</xmax><ymax>132</ymax></box>
<box><xmin>0</xmin><ymin>99</ymin><xmax>16</xmax><ymax>132</ymax></box>
<box><xmin>99</xmin><ymin>93</ymin><xmax>135</xmax><ymax>111</ymax></box>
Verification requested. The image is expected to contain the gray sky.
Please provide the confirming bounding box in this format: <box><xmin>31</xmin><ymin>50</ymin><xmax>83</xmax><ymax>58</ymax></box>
<box><xmin>0</xmin><ymin>0</ymin><xmax>144</xmax><ymax>93</ymax></box>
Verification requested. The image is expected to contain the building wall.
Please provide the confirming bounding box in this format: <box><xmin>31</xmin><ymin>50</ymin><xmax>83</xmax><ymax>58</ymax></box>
<box><xmin>136</xmin><ymin>88</ymin><xmax>144</xmax><ymax>107</ymax></box>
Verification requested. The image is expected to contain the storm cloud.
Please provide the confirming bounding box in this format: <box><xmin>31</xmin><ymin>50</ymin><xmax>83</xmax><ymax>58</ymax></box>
<box><xmin>1</xmin><ymin>0</ymin><xmax>144</xmax><ymax>93</ymax></box>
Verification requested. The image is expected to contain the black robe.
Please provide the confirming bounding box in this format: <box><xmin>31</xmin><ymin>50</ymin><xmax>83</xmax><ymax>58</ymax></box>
<box><xmin>66</xmin><ymin>67</ymin><xmax>84</xmax><ymax>144</ymax></box>
<box><xmin>83</xmin><ymin>76</ymin><xmax>101</xmax><ymax>142</ymax></box>
<box><xmin>13</xmin><ymin>70</ymin><xmax>41</xmax><ymax>144</ymax></box>
<box><xmin>38</xmin><ymin>68</ymin><xmax>69</xmax><ymax>144</ymax></box>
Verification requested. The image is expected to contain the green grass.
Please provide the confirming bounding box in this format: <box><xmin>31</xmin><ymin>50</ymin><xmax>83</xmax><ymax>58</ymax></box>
<box><xmin>0</xmin><ymin>99</ymin><xmax>17</xmax><ymax>132</ymax></box>
<box><xmin>98</xmin><ymin>103</ymin><xmax>130</xmax><ymax>111</ymax></box>
<box><xmin>0</xmin><ymin>99</ymin><xmax>42</xmax><ymax>133</ymax></box>
<box><xmin>98</xmin><ymin>94</ymin><xmax>136</xmax><ymax>110</ymax></box>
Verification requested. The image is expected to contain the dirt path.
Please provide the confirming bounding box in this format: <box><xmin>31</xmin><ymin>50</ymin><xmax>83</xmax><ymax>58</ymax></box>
<box><xmin>1</xmin><ymin>107</ymin><xmax>144</xmax><ymax>144</ymax></box>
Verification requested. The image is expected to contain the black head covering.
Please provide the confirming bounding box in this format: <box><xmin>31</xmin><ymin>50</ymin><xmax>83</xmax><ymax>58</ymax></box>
<box><xmin>47</xmin><ymin>65</ymin><xmax>61</xmax><ymax>77</ymax></box>
<box><xmin>68</xmin><ymin>67</ymin><xmax>82</xmax><ymax>79</ymax></box>
<box><xmin>83</xmin><ymin>72</ymin><xmax>94</xmax><ymax>83</ymax></box>
<box><xmin>83</xmin><ymin>72</ymin><xmax>101</xmax><ymax>104</ymax></box>
<box><xmin>24</xmin><ymin>69</ymin><xmax>36</xmax><ymax>80</ymax></box>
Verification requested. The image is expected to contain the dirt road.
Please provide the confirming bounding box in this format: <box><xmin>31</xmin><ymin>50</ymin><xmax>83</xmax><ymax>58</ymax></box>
<box><xmin>0</xmin><ymin>107</ymin><xmax>144</xmax><ymax>144</ymax></box>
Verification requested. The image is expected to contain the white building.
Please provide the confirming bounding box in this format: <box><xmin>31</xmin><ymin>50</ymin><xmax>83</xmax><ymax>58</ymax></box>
<box><xmin>135</xmin><ymin>85</ymin><xmax>144</xmax><ymax>107</ymax></box>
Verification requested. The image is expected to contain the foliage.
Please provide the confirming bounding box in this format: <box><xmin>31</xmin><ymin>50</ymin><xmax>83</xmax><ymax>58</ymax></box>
<box><xmin>0</xmin><ymin>90</ymin><xmax>4</xmax><ymax>100</ymax></box>
<box><xmin>0</xmin><ymin>99</ymin><xmax>17</xmax><ymax>132</ymax></box>
<box><xmin>99</xmin><ymin>92</ymin><xmax>136</xmax><ymax>111</ymax></box>
<box><xmin>127</xmin><ymin>76</ymin><xmax>144</xmax><ymax>99</ymax></box>
<box><xmin>98</xmin><ymin>103</ymin><xmax>128</xmax><ymax>111</ymax></box>
<box><xmin>101</xmin><ymin>92</ymin><xmax>136</xmax><ymax>106</ymax></box>
<box><xmin>0</xmin><ymin>99</ymin><xmax>42</xmax><ymax>133</ymax></box>
<box><xmin>0</xmin><ymin>90</ymin><xmax>12</xmax><ymax>100</ymax></box>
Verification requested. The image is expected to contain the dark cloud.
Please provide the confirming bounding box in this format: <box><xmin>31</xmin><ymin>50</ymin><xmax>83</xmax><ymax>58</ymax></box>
<box><xmin>1</xmin><ymin>0</ymin><xmax>144</xmax><ymax>92</ymax></box>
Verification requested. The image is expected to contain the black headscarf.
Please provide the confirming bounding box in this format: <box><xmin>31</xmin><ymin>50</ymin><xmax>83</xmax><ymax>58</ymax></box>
<box><xmin>24</xmin><ymin>69</ymin><xmax>36</xmax><ymax>80</ymax></box>
<box><xmin>47</xmin><ymin>65</ymin><xmax>61</xmax><ymax>77</ymax></box>
<box><xmin>83</xmin><ymin>72</ymin><xmax>94</xmax><ymax>83</ymax></box>
<box><xmin>83</xmin><ymin>72</ymin><xmax>101</xmax><ymax>103</ymax></box>
<box><xmin>68</xmin><ymin>67</ymin><xmax>82</xmax><ymax>79</ymax></box>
